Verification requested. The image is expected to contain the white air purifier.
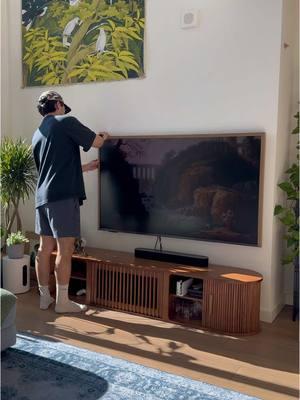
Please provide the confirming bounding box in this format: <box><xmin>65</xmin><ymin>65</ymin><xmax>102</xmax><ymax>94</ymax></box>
<box><xmin>2</xmin><ymin>255</ymin><xmax>30</xmax><ymax>294</ymax></box>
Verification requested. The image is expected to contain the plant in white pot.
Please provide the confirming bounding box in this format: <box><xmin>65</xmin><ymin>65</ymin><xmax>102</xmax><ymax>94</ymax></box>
<box><xmin>6</xmin><ymin>232</ymin><xmax>29</xmax><ymax>259</ymax></box>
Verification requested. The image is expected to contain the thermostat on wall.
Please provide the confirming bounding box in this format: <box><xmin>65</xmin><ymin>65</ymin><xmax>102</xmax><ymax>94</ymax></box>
<box><xmin>181</xmin><ymin>9</ymin><xmax>199</xmax><ymax>29</ymax></box>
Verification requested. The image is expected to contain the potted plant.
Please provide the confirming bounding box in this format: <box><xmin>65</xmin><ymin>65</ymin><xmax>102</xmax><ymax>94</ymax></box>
<box><xmin>6</xmin><ymin>231</ymin><xmax>29</xmax><ymax>259</ymax></box>
<box><xmin>0</xmin><ymin>137</ymin><xmax>37</xmax><ymax>246</ymax></box>
<box><xmin>274</xmin><ymin>112</ymin><xmax>299</xmax><ymax>320</ymax></box>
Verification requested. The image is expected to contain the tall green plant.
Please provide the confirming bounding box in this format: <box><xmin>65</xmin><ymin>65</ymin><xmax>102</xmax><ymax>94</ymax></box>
<box><xmin>274</xmin><ymin>112</ymin><xmax>299</xmax><ymax>265</ymax></box>
<box><xmin>0</xmin><ymin>137</ymin><xmax>37</xmax><ymax>241</ymax></box>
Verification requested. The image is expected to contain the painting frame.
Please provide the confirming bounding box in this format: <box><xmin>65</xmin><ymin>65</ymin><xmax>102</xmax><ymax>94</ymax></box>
<box><xmin>21</xmin><ymin>0</ymin><xmax>145</xmax><ymax>87</ymax></box>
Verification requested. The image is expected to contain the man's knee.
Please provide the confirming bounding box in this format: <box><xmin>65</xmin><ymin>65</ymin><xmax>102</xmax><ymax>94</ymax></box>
<box><xmin>56</xmin><ymin>245</ymin><xmax>74</xmax><ymax>259</ymax></box>
<box><xmin>37</xmin><ymin>243</ymin><xmax>55</xmax><ymax>257</ymax></box>
<box><xmin>57</xmin><ymin>247</ymin><xmax>74</xmax><ymax>260</ymax></box>
<box><xmin>56</xmin><ymin>238</ymin><xmax>75</xmax><ymax>257</ymax></box>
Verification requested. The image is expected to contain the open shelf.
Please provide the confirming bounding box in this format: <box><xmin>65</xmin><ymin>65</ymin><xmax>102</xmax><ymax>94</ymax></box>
<box><xmin>169</xmin><ymin>294</ymin><xmax>202</xmax><ymax>302</ymax></box>
<box><xmin>169</xmin><ymin>275</ymin><xmax>203</xmax><ymax>296</ymax></box>
<box><xmin>169</xmin><ymin>295</ymin><xmax>202</xmax><ymax>323</ymax></box>
<box><xmin>69</xmin><ymin>260</ymin><xmax>87</xmax><ymax>296</ymax></box>
<box><xmin>70</xmin><ymin>274</ymin><xmax>87</xmax><ymax>281</ymax></box>
<box><xmin>169</xmin><ymin>275</ymin><xmax>203</xmax><ymax>324</ymax></box>
<box><xmin>69</xmin><ymin>278</ymin><xmax>86</xmax><ymax>295</ymax></box>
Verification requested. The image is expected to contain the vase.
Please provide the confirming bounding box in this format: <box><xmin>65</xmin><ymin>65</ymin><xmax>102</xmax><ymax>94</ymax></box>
<box><xmin>7</xmin><ymin>243</ymin><xmax>25</xmax><ymax>259</ymax></box>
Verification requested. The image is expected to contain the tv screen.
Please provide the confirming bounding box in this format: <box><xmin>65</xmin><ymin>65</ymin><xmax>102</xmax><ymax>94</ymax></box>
<box><xmin>99</xmin><ymin>134</ymin><xmax>264</xmax><ymax>246</ymax></box>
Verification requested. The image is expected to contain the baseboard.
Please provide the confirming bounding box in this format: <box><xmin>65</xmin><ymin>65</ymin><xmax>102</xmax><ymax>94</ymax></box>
<box><xmin>260</xmin><ymin>302</ymin><xmax>285</xmax><ymax>323</ymax></box>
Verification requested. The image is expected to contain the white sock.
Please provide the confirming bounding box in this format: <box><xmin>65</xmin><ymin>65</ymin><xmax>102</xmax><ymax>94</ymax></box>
<box><xmin>55</xmin><ymin>284</ymin><xmax>87</xmax><ymax>313</ymax></box>
<box><xmin>39</xmin><ymin>285</ymin><xmax>55</xmax><ymax>310</ymax></box>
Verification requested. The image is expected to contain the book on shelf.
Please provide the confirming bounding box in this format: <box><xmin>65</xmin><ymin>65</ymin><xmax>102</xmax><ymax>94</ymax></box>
<box><xmin>176</xmin><ymin>278</ymin><xmax>193</xmax><ymax>296</ymax></box>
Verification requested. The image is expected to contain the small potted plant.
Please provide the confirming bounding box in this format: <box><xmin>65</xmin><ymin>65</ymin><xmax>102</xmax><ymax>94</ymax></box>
<box><xmin>6</xmin><ymin>232</ymin><xmax>29</xmax><ymax>259</ymax></box>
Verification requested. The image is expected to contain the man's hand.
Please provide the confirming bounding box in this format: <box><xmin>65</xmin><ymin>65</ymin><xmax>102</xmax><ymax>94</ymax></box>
<box><xmin>98</xmin><ymin>132</ymin><xmax>110</xmax><ymax>141</ymax></box>
<box><xmin>82</xmin><ymin>159</ymin><xmax>99</xmax><ymax>172</ymax></box>
<box><xmin>92</xmin><ymin>132</ymin><xmax>110</xmax><ymax>148</ymax></box>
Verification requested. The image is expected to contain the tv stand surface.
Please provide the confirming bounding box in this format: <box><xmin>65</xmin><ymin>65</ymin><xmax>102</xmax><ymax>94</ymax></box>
<box><xmin>50</xmin><ymin>247</ymin><xmax>263</xmax><ymax>335</ymax></box>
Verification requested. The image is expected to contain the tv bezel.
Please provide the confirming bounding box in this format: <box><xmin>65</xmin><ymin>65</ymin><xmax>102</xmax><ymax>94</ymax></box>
<box><xmin>98</xmin><ymin>132</ymin><xmax>265</xmax><ymax>247</ymax></box>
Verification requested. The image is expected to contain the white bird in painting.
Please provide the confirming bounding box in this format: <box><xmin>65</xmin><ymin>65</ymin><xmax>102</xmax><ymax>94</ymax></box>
<box><xmin>63</xmin><ymin>17</ymin><xmax>80</xmax><ymax>47</ymax></box>
<box><xmin>69</xmin><ymin>0</ymin><xmax>80</xmax><ymax>6</ymax></box>
<box><xmin>39</xmin><ymin>7</ymin><xmax>48</xmax><ymax>17</ymax></box>
<box><xmin>95</xmin><ymin>28</ymin><xmax>107</xmax><ymax>53</ymax></box>
<box><xmin>25</xmin><ymin>21</ymin><xmax>32</xmax><ymax>30</ymax></box>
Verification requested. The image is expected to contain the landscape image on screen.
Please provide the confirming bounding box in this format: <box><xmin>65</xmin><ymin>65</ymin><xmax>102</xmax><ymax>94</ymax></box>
<box><xmin>99</xmin><ymin>135</ymin><xmax>262</xmax><ymax>245</ymax></box>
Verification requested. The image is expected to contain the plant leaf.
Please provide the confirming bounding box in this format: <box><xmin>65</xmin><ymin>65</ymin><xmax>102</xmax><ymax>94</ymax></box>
<box><xmin>274</xmin><ymin>205</ymin><xmax>284</xmax><ymax>216</ymax></box>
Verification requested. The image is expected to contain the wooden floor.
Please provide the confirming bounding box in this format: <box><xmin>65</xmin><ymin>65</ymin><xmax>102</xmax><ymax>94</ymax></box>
<box><xmin>15</xmin><ymin>288</ymin><xmax>299</xmax><ymax>400</ymax></box>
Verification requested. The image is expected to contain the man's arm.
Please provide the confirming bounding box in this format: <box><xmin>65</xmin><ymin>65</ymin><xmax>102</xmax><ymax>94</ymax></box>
<box><xmin>81</xmin><ymin>132</ymin><xmax>109</xmax><ymax>172</ymax></box>
<box><xmin>82</xmin><ymin>160</ymin><xmax>99</xmax><ymax>172</ymax></box>
<box><xmin>82</xmin><ymin>132</ymin><xmax>109</xmax><ymax>172</ymax></box>
<box><xmin>92</xmin><ymin>132</ymin><xmax>110</xmax><ymax>148</ymax></box>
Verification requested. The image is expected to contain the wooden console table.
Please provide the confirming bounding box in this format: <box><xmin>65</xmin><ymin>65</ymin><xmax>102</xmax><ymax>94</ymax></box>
<box><xmin>50</xmin><ymin>247</ymin><xmax>263</xmax><ymax>335</ymax></box>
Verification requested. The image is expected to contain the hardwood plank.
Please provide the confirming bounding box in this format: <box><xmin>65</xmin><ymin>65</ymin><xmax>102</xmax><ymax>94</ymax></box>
<box><xmin>15</xmin><ymin>289</ymin><xmax>299</xmax><ymax>400</ymax></box>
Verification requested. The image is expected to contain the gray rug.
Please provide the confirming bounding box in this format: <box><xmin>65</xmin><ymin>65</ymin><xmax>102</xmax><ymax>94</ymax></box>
<box><xmin>1</xmin><ymin>333</ymin><xmax>260</xmax><ymax>400</ymax></box>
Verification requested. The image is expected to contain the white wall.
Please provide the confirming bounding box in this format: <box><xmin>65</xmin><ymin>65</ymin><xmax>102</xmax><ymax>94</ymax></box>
<box><xmin>0</xmin><ymin>0</ymin><xmax>11</xmax><ymax>137</ymax></box>
<box><xmin>3</xmin><ymin>0</ymin><xmax>292</xmax><ymax>322</ymax></box>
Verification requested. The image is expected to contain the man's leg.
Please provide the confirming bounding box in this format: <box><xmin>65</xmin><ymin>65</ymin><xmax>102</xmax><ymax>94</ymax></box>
<box><xmin>35</xmin><ymin>235</ymin><xmax>56</xmax><ymax>309</ymax></box>
<box><xmin>54</xmin><ymin>237</ymin><xmax>87</xmax><ymax>313</ymax></box>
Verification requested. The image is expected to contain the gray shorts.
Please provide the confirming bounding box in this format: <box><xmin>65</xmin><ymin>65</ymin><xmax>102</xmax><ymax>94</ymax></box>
<box><xmin>35</xmin><ymin>198</ymin><xmax>80</xmax><ymax>238</ymax></box>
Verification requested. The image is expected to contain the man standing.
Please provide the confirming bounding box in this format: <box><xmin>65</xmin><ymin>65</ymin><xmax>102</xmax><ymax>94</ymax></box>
<box><xmin>32</xmin><ymin>90</ymin><xmax>109</xmax><ymax>313</ymax></box>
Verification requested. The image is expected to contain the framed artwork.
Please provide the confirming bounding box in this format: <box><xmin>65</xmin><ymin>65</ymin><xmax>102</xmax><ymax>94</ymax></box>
<box><xmin>21</xmin><ymin>0</ymin><xmax>145</xmax><ymax>87</ymax></box>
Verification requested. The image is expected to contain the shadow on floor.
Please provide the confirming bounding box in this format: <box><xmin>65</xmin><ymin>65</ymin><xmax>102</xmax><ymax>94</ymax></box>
<box><xmin>16</xmin><ymin>291</ymin><xmax>300</xmax><ymax>399</ymax></box>
<box><xmin>1</xmin><ymin>347</ymin><xmax>108</xmax><ymax>400</ymax></box>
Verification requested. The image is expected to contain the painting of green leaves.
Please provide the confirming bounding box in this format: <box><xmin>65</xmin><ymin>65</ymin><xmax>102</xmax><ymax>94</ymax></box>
<box><xmin>22</xmin><ymin>0</ymin><xmax>145</xmax><ymax>86</ymax></box>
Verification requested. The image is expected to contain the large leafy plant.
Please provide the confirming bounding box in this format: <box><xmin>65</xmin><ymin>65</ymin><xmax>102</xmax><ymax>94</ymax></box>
<box><xmin>274</xmin><ymin>112</ymin><xmax>299</xmax><ymax>265</ymax></box>
<box><xmin>0</xmin><ymin>138</ymin><xmax>37</xmax><ymax>243</ymax></box>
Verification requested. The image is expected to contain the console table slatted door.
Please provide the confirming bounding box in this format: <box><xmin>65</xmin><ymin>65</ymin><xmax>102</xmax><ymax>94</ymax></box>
<box><xmin>202</xmin><ymin>278</ymin><xmax>261</xmax><ymax>335</ymax></box>
<box><xmin>87</xmin><ymin>260</ymin><xmax>164</xmax><ymax>319</ymax></box>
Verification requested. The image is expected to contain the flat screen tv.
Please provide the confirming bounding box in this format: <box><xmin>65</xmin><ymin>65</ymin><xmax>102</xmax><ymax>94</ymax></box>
<box><xmin>99</xmin><ymin>133</ymin><xmax>264</xmax><ymax>246</ymax></box>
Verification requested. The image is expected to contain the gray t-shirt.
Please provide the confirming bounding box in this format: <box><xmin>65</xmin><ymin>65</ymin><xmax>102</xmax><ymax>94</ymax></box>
<box><xmin>32</xmin><ymin>115</ymin><xmax>96</xmax><ymax>208</ymax></box>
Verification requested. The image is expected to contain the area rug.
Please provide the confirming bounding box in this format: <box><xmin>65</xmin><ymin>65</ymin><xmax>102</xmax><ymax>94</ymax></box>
<box><xmin>1</xmin><ymin>333</ymin><xmax>259</xmax><ymax>400</ymax></box>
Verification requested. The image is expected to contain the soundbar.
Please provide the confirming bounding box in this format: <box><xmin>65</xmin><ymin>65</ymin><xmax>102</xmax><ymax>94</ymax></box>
<box><xmin>134</xmin><ymin>248</ymin><xmax>208</xmax><ymax>267</ymax></box>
